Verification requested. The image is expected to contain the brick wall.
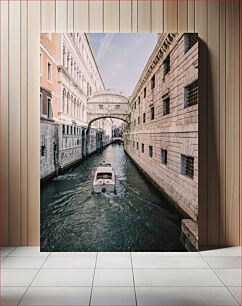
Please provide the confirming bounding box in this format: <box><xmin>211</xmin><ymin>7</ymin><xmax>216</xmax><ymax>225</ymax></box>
<box><xmin>124</xmin><ymin>34</ymin><xmax>198</xmax><ymax>221</ymax></box>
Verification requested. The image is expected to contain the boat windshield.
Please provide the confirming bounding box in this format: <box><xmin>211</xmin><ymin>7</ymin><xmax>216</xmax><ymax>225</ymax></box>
<box><xmin>96</xmin><ymin>173</ymin><xmax>112</xmax><ymax>180</ymax></box>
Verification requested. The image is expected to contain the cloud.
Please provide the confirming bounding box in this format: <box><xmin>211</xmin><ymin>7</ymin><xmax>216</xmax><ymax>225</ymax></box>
<box><xmin>88</xmin><ymin>33</ymin><xmax>157</xmax><ymax>96</ymax></box>
<box><xmin>96</xmin><ymin>34</ymin><xmax>114</xmax><ymax>63</ymax></box>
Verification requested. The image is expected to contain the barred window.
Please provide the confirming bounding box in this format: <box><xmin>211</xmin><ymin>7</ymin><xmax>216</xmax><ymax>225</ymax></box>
<box><xmin>184</xmin><ymin>80</ymin><xmax>198</xmax><ymax>108</ymax></box>
<box><xmin>41</xmin><ymin>145</ymin><xmax>46</xmax><ymax>157</ymax></box>
<box><xmin>151</xmin><ymin>107</ymin><xmax>155</xmax><ymax>120</ymax></box>
<box><xmin>161</xmin><ymin>149</ymin><xmax>167</xmax><ymax>165</ymax></box>
<box><xmin>40</xmin><ymin>138</ymin><xmax>46</xmax><ymax>157</ymax></box>
<box><xmin>181</xmin><ymin>155</ymin><xmax>194</xmax><ymax>179</ymax></box>
<box><xmin>142</xmin><ymin>143</ymin><xmax>144</xmax><ymax>153</ymax></box>
<box><xmin>185</xmin><ymin>33</ymin><xmax>198</xmax><ymax>54</ymax></box>
<box><xmin>137</xmin><ymin>142</ymin><xmax>139</xmax><ymax>150</ymax></box>
<box><xmin>143</xmin><ymin>113</ymin><xmax>146</xmax><ymax>123</ymax></box>
<box><xmin>144</xmin><ymin>87</ymin><xmax>146</xmax><ymax>98</ymax></box>
<box><xmin>163</xmin><ymin>97</ymin><xmax>170</xmax><ymax>115</ymax></box>
<box><xmin>163</xmin><ymin>54</ymin><xmax>170</xmax><ymax>78</ymax></box>
<box><xmin>149</xmin><ymin>145</ymin><xmax>153</xmax><ymax>158</ymax></box>
<box><xmin>151</xmin><ymin>74</ymin><xmax>155</xmax><ymax>89</ymax></box>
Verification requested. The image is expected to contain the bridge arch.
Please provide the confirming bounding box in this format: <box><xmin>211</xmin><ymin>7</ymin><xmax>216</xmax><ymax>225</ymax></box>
<box><xmin>86</xmin><ymin>89</ymin><xmax>130</xmax><ymax>126</ymax></box>
<box><xmin>87</xmin><ymin>115</ymin><xmax>129</xmax><ymax>130</ymax></box>
<box><xmin>85</xmin><ymin>89</ymin><xmax>130</xmax><ymax>154</ymax></box>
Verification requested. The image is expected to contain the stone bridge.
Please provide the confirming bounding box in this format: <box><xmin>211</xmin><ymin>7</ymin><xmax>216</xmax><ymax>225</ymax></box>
<box><xmin>86</xmin><ymin>89</ymin><xmax>130</xmax><ymax>128</ymax></box>
<box><xmin>85</xmin><ymin>89</ymin><xmax>130</xmax><ymax>154</ymax></box>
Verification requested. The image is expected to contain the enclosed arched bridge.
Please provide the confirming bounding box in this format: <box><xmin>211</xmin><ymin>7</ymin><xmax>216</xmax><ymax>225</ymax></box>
<box><xmin>85</xmin><ymin>89</ymin><xmax>130</xmax><ymax>155</ymax></box>
<box><xmin>87</xmin><ymin>89</ymin><xmax>130</xmax><ymax>128</ymax></box>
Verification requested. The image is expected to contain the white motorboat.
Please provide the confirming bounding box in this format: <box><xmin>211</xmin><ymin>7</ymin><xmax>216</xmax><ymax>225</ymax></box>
<box><xmin>93</xmin><ymin>162</ymin><xmax>116</xmax><ymax>193</ymax></box>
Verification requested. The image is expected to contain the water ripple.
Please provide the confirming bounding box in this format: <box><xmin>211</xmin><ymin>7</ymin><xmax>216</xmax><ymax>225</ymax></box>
<box><xmin>41</xmin><ymin>144</ymin><xmax>186</xmax><ymax>252</ymax></box>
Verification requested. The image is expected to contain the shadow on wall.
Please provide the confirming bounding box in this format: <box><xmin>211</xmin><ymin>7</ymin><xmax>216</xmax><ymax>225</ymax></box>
<box><xmin>198</xmin><ymin>39</ymin><xmax>220</xmax><ymax>250</ymax></box>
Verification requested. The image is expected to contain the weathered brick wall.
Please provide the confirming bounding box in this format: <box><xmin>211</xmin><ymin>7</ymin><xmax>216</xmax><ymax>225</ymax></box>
<box><xmin>124</xmin><ymin>34</ymin><xmax>198</xmax><ymax>220</ymax></box>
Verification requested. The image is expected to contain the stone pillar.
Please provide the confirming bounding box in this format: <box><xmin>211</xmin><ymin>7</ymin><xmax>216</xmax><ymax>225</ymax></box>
<box><xmin>74</xmin><ymin>64</ymin><xmax>77</xmax><ymax>82</ymax></box>
<box><xmin>67</xmin><ymin>53</ymin><xmax>70</xmax><ymax>72</ymax></box>
<box><xmin>62</xmin><ymin>90</ymin><xmax>65</xmax><ymax>113</ymax></box>
<box><xmin>70</xmin><ymin>58</ymin><xmax>74</xmax><ymax>76</ymax></box>
<box><xmin>77</xmin><ymin>70</ymin><xmax>79</xmax><ymax>85</ymax></box>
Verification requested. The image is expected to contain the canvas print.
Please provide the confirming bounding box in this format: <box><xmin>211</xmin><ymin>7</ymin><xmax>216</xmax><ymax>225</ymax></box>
<box><xmin>40</xmin><ymin>33</ymin><xmax>198</xmax><ymax>252</ymax></box>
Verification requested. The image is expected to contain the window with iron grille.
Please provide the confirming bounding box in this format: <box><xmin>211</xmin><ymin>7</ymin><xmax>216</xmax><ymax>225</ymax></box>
<box><xmin>40</xmin><ymin>138</ymin><xmax>46</xmax><ymax>157</ymax></box>
<box><xmin>151</xmin><ymin>74</ymin><xmax>155</xmax><ymax>89</ymax></box>
<box><xmin>163</xmin><ymin>54</ymin><xmax>170</xmax><ymax>78</ymax></box>
<box><xmin>163</xmin><ymin>97</ymin><xmax>170</xmax><ymax>115</ymax></box>
<box><xmin>137</xmin><ymin>142</ymin><xmax>139</xmax><ymax>150</ymax></box>
<box><xmin>151</xmin><ymin>106</ymin><xmax>155</xmax><ymax>120</ymax></box>
<box><xmin>181</xmin><ymin>154</ymin><xmax>194</xmax><ymax>178</ymax></box>
<box><xmin>161</xmin><ymin>149</ymin><xmax>167</xmax><ymax>165</ymax></box>
<box><xmin>185</xmin><ymin>33</ymin><xmax>198</xmax><ymax>54</ymax></box>
<box><xmin>184</xmin><ymin>79</ymin><xmax>198</xmax><ymax>108</ymax></box>
<box><xmin>149</xmin><ymin>145</ymin><xmax>153</xmax><ymax>158</ymax></box>
<box><xmin>143</xmin><ymin>113</ymin><xmax>146</xmax><ymax>123</ymax></box>
<box><xmin>41</xmin><ymin>145</ymin><xmax>46</xmax><ymax>157</ymax></box>
<box><xmin>144</xmin><ymin>87</ymin><xmax>146</xmax><ymax>98</ymax></box>
<box><xmin>138</xmin><ymin>117</ymin><xmax>140</xmax><ymax>124</ymax></box>
<box><xmin>142</xmin><ymin>143</ymin><xmax>144</xmax><ymax>153</ymax></box>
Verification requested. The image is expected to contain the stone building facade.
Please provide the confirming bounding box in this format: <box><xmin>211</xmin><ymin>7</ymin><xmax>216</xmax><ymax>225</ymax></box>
<box><xmin>40</xmin><ymin>34</ymin><xmax>60</xmax><ymax>180</ymax></box>
<box><xmin>40</xmin><ymin>33</ymin><xmax>112</xmax><ymax>180</ymax></box>
<box><xmin>124</xmin><ymin>33</ymin><xmax>198</xmax><ymax>221</ymax></box>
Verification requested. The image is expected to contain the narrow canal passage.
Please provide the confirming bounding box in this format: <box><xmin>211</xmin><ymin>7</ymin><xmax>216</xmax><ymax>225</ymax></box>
<box><xmin>41</xmin><ymin>143</ymin><xmax>186</xmax><ymax>252</ymax></box>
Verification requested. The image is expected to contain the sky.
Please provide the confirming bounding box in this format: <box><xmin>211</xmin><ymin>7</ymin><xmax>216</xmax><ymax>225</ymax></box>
<box><xmin>87</xmin><ymin>33</ymin><xmax>157</xmax><ymax>97</ymax></box>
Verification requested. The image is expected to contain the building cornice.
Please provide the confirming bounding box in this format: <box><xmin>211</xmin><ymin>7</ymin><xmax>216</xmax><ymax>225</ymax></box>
<box><xmin>130</xmin><ymin>33</ymin><xmax>183</xmax><ymax>104</ymax></box>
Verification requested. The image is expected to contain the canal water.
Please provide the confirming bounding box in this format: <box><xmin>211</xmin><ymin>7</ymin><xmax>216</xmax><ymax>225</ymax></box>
<box><xmin>41</xmin><ymin>143</ymin><xmax>186</xmax><ymax>252</ymax></box>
